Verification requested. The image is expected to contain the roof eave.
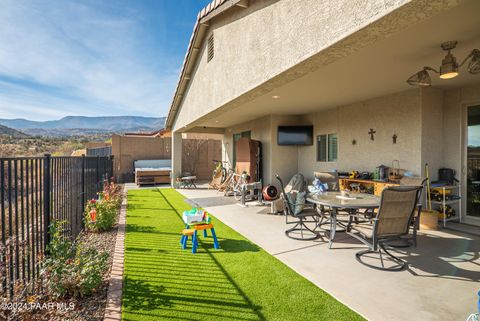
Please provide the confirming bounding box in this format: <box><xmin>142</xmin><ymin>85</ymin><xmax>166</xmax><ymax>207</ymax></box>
<box><xmin>165</xmin><ymin>0</ymin><xmax>250</xmax><ymax>131</ymax></box>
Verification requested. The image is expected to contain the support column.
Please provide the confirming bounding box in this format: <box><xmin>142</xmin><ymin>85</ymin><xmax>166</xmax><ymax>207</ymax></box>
<box><xmin>222</xmin><ymin>133</ymin><xmax>232</xmax><ymax>168</ymax></box>
<box><xmin>172</xmin><ymin>131</ymin><xmax>183</xmax><ymax>187</ymax></box>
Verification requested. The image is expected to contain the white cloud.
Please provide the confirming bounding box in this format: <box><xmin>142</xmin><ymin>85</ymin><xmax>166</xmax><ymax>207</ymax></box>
<box><xmin>0</xmin><ymin>0</ymin><xmax>180</xmax><ymax>120</ymax></box>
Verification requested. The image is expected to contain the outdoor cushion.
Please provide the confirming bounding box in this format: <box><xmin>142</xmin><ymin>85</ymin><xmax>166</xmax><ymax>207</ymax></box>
<box><xmin>314</xmin><ymin>171</ymin><xmax>339</xmax><ymax>191</ymax></box>
<box><xmin>286</xmin><ymin>191</ymin><xmax>306</xmax><ymax>215</ymax></box>
<box><xmin>310</xmin><ymin>178</ymin><xmax>328</xmax><ymax>193</ymax></box>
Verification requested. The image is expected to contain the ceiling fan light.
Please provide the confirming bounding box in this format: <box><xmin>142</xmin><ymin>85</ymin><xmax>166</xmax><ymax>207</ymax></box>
<box><xmin>407</xmin><ymin>69</ymin><xmax>431</xmax><ymax>87</ymax></box>
<box><xmin>439</xmin><ymin>71</ymin><xmax>459</xmax><ymax>79</ymax></box>
<box><xmin>439</xmin><ymin>52</ymin><xmax>459</xmax><ymax>79</ymax></box>
<box><xmin>467</xmin><ymin>50</ymin><xmax>480</xmax><ymax>75</ymax></box>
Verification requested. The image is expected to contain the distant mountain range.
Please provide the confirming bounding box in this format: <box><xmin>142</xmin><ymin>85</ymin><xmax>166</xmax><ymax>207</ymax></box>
<box><xmin>0</xmin><ymin>124</ymin><xmax>29</xmax><ymax>138</ymax></box>
<box><xmin>0</xmin><ymin>116</ymin><xmax>166</xmax><ymax>137</ymax></box>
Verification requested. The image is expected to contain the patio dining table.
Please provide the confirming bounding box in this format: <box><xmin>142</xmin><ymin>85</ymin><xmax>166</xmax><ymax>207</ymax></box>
<box><xmin>307</xmin><ymin>192</ymin><xmax>380</xmax><ymax>248</ymax></box>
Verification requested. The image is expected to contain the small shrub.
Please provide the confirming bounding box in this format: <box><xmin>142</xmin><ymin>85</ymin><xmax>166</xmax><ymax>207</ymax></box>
<box><xmin>84</xmin><ymin>198</ymin><xmax>118</xmax><ymax>232</ymax></box>
<box><xmin>84</xmin><ymin>180</ymin><xmax>122</xmax><ymax>232</ymax></box>
<box><xmin>41</xmin><ymin>221</ymin><xmax>109</xmax><ymax>299</ymax></box>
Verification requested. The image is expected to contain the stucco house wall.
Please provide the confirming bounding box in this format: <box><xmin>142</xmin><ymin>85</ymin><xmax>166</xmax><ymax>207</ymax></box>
<box><xmin>223</xmin><ymin>115</ymin><xmax>273</xmax><ymax>184</ymax></box>
<box><xmin>223</xmin><ymin>89</ymin><xmax>425</xmax><ymax>185</ymax></box>
<box><xmin>222</xmin><ymin>83</ymin><xmax>480</xmax><ymax>187</ymax></box>
<box><xmin>223</xmin><ymin>114</ymin><xmax>307</xmax><ymax>186</ymax></box>
<box><xmin>420</xmin><ymin>87</ymin><xmax>444</xmax><ymax>180</ymax></box>
<box><xmin>172</xmin><ymin>0</ymin><xmax>415</xmax><ymax>131</ymax></box>
<box><xmin>443</xmin><ymin>83</ymin><xmax>480</xmax><ymax>221</ymax></box>
<box><xmin>297</xmin><ymin>89</ymin><xmax>423</xmax><ymax>180</ymax></box>
<box><xmin>443</xmin><ymin>83</ymin><xmax>480</xmax><ymax>175</ymax></box>
<box><xmin>112</xmin><ymin>135</ymin><xmax>171</xmax><ymax>182</ymax></box>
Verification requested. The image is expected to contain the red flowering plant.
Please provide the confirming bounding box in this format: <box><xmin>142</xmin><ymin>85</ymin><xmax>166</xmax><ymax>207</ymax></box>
<box><xmin>84</xmin><ymin>179</ymin><xmax>122</xmax><ymax>232</ymax></box>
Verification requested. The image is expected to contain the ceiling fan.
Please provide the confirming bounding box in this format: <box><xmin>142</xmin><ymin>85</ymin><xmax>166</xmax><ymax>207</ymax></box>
<box><xmin>407</xmin><ymin>41</ymin><xmax>480</xmax><ymax>87</ymax></box>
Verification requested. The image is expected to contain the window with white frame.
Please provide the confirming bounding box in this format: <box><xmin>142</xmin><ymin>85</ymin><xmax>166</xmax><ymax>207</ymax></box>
<box><xmin>317</xmin><ymin>133</ymin><xmax>337</xmax><ymax>162</ymax></box>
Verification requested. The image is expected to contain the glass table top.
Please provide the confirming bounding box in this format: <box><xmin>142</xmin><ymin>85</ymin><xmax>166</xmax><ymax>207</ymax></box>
<box><xmin>307</xmin><ymin>191</ymin><xmax>380</xmax><ymax>209</ymax></box>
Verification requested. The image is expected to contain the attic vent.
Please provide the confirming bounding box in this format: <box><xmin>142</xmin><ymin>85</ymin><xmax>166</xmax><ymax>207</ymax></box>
<box><xmin>207</xmin><ymin>34</ymin><xmax>214</xmax><ymax>62</ymax></box>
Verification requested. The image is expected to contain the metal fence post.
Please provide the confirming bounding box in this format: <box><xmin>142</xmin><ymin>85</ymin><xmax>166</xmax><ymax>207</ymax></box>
<box><xmin>81</xmin><ymin>155</ymin><xmax>86</xmax><ymax>206</ymax></box>
<box><xmin>43</xmin><ymin>154</ymin><xmax>51</xmax><ymax>253</ymax></box>
<box><xmin>96</xmin><ymin>155</ymin><xmax>100</xmax><ymax>190</ymax></box>
<box><xmin>109</xmin><ymin>155</ymin><xmax>114</xmax><ymax>180</ymax></box>
<box><xmin>81</xmin><ymin>155</ymin><xmax>85</xmax><ymax>229</ymax></box>
<box><xmin>0</xmin><ymin>160</ymin><xmax>6</xmax><ymax>294</ymax></box>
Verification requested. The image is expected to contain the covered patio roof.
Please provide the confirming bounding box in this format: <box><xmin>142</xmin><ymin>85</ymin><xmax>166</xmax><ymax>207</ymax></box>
<box><xmin>182</xmin><ymin>0</ymin><xmax>480</xmax><ymax>131</ymax></box>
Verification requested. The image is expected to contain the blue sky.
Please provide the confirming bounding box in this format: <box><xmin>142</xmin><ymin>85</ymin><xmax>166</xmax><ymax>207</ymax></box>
<box><xmin>0</xmin><ymin>0</ymin><xmax>210</xmax><ymax>121</ymax></box>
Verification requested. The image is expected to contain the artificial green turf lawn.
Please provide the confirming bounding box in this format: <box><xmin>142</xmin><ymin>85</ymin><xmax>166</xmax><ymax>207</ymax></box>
<box><xmin>122</xmin><ymin>188</ymin><xmax>364</xmax><ymax>321</ymax></box>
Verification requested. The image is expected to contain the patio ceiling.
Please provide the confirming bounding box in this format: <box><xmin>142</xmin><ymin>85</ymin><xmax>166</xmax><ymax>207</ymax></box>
<box><xmin>186</xmin><ymin>0</ymin><xmax>480</xmax><ymax>131</ymax></box>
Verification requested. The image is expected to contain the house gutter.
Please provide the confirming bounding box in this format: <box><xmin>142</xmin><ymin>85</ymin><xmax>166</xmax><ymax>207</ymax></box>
<box><xmin>165</xmin><ymin>0</ymin><xmax>249</xmax><ymax>131</ymax></box>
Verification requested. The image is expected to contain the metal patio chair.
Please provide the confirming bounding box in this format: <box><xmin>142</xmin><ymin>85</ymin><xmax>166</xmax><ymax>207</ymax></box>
<box><xmin>346</xmin><ymin>186</ymin><xmax>422</xmax><ymax>271</ymax></box>
<box><xmin>313</xmin><ymin>171</ymin><xmax>340</xmax><ymax>191</ymax></box>
<box><xmin>276</xmin><ymin>174</ymin><xmax>320</xmax><ymax>240</ymax></box>
<box><xmin>398</xmin><ymin>176</ymin><xmax>426</xmax><ymax>247</ymax></box>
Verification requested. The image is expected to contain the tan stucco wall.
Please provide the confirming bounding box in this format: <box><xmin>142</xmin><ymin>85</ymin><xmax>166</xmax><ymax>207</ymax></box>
<box><xmin>442</xmin><ymin>83</ymin><xmax>480</xmax><ymax>222</ymax></box>
<box><xmin>171</xmin><ymin>0</ymin><xmax>463</xmax><ymax>132</ymax></box>
<box><xmin>182</xmin><ymin>133</ymin><xmax>223</xmax><ymax>140</ymax></box>
<box><xmin>269</xmin><ymin>115</ymin><xmax>302</xmax><ymax>186</ymax></box>
<box><xmin>444</xmin><ymin>83</ymin><xmax>480</xmax><ymax>179</ymax></box>
<box><xmin>224</xmin><ymin>115</ymin><xmax>273</xmax><ymax>183</ymax></box>
<box><xmin>172</xmin><ymin>0</ymin><xmax>420</xmax><ymax>131</ymax></box>
<box><xmin>112</xmin><ymin>135</ymin><xmax>171</xmax><ymax>182</ymax></box>
<box><xmin>298</xmin><ymin>89</ymin><xmax>423</xmax><ymax>180</ymax></box>
<box><xmin>113</xmin><ymin>134</ymin><xmax>221</xmax><ymax>182</ymax></box>
<box><xmin>219</xmin><ymin>84</ymin><xmax>480</xmax><ymax>192</ymax></box>
<box><xmin>293</xmin><ymin>85</ymin><xmax>478</xmax><ymax>182</ymax></box>
<box><xmin>222</xmin><ymin>89</ymin><xmax>433</xmax><ymax>184</ymax></box>
<box><xmin>420</xmin><ymin>87</ymin><xmax>444</xmax><ymax>181</ymax></box>
<box><xmin>223</xmin><ymin>114</ymin><xmax>307</xmax><ymax>186</ymax></box>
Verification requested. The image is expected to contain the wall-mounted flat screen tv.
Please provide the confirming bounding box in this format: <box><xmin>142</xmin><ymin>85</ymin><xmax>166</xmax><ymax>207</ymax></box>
<box><xmin>277</xmin><ymin>125</ymin><xmax>313</xmax><ymax>145</ymax></box>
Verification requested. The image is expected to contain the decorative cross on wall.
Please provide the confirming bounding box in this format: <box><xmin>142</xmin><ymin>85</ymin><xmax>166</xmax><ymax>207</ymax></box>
<box><xmin>368</xmin><ymin>128</ymin><xmax>376</xmax><ymax>141</ymax></box>
<box><xmin>392</xmin><ymin>134</ymin><xmax>398</xmax><ymax>144</ymax></box>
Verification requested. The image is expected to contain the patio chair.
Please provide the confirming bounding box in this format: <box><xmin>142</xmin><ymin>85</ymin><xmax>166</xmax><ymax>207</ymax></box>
<box><xmin>276</xmin><ymin>174</ymin><xmax>320</xmax><ymax>240</ymax></box>
<box><xmin>218</xmin><ymin>171</ymin><xmax>234</xmax><ymax>194</ymax></box>
<box><xmin>314</xmin><ymin>171</ymin><xmax>340</xmax><ymax>191</ymax></box>
<box><xmin>346</xmin><ymin>186</ymin><xmax>422</xmax><ymax>271</ymax></box>
<box><xmin>398</xmin><ymin>176</ymin><xmax>426</xmax><ymax>247</ymax></box>
<box><xmin>209</xmin><ymin>169</ymin><xmax>223</xmax><ymax>190</ymax></box>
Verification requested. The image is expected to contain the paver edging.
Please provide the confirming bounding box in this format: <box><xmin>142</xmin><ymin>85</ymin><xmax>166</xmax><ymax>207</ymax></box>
<box><xmin>103</xmin><ymin>188</ymin><xmax>127</xmax><ymax>321</ymax></box>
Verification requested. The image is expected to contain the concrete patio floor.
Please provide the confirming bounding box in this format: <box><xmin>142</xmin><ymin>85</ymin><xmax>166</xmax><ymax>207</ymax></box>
<box><xmin>174</xmin><ymin>187</ymin><xmax>480</xmax><ymax>321</ymax></box>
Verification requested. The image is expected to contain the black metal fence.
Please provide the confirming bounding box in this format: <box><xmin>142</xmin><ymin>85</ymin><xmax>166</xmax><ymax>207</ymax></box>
<box><xmin>0</xmin><ymin>154</ymin><xmax>113</xmax><ymax>300</ymax></box>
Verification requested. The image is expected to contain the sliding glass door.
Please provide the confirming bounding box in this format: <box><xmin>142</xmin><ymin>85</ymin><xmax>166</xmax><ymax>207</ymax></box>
<box><xmin>466</xmin><ymin>105</ymin><xmax>480</xmax><ymax>221</ymax></box>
